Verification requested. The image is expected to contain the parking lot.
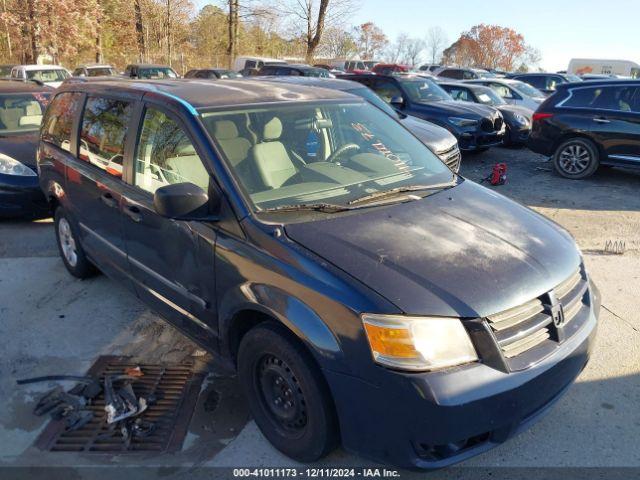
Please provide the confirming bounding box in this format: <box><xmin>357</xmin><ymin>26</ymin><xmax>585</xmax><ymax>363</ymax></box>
<box><xmin>1</xmin><ymin>145</ymin><xmax>639</xmax><ymax>477</ymax></box>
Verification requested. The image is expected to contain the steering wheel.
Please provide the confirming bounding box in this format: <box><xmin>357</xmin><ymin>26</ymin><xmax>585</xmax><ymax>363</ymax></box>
<box><xmin>326</xmin><ymin>143</ymin><xmax>360</xmax><ymax>164</ymax></box>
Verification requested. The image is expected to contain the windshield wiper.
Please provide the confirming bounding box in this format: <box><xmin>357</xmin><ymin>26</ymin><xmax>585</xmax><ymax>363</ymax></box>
<box><xmin>261</xmin><ymin>202</ymin><xmax>354</xmax><ymax>213</ymax></box>
<box><xmin>348</xmin><ymin>182</ymin><xmax>456</xmax><ymax>206</ymax></box>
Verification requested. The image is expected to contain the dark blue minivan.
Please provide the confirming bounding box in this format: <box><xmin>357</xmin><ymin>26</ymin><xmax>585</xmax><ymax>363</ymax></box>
<box><xmin>37</xmin><ymin>78</ymin><xmax>599</xmax><ymax>469</ymax></box>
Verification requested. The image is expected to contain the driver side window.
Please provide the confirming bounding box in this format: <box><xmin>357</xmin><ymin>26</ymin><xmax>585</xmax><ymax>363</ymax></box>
<box><xmin>134</xmin><ymin>107</ymin><xmax>209</xmax><ymax>194</ymax></box>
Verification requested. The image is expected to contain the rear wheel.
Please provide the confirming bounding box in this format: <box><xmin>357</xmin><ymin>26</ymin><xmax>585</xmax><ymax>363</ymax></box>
<box><xmin>54</xmin><ymin>207</ymin><xmax>95</xmax><ymax>279</ymax></box>
<box><xmin>238</xmin><ymin>323</ymin><xmax>339</xmax><ymax>462</ymax></box>
<box><xmin>553</xmin><ymin>138</ymin><xmax>600</xmax><ymax>179</ymax></box>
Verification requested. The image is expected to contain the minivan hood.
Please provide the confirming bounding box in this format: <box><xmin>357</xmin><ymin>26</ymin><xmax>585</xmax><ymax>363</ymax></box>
<box><xmin>413</xmin><ymin>100</ymin><xmax>496</xmax><ymax>119</ymax></box>
<box><xmin>400</xmin><ymin>116</ymin><xmax>458</xmax><ymax>153</ymax></box>
<box><xmin>0</xmin><ymin>133</ymin><xmax>39</xmax><ymax>167</ymax></box>
<box><xmin>284</xmin><ymin>180</ymin><xmax>580</xmax><ymax>318</ymax></box>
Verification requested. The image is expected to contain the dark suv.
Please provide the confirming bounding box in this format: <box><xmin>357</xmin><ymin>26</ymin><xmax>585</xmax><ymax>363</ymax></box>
<box><xmin>528</xmin><ymin>80</ymin><xmax>640</xmax><ymax>178</ymax></box>
<box><xmin>507</xmin><ymin>73</ymin><xmax>582</xmax><ymax>96</ymax></box>
<box><xmin>38</xmin><ymin>79</ymin><xmax>599</xmax><ymax>469</ymax></box>
<box><xmin>343</xmin><ymin>73</ymin><xmax>505</xmax><ymax>151</ymax></box>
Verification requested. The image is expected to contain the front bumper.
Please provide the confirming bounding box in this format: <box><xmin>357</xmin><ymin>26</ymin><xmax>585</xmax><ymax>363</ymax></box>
<box><xmin>326</xmin><ymin>282</ymin><xmax>600</xmax><ymax>469</ymax></box>
<box><xmin>457</xmin><ymin>127</ymin><xmax>506</xmax><ymax>151</ymax></box>
<box><xmin>0</xmin><ymin>173</ymin><xmax>49</xmax><ymax>218</ymax></box>
<box><xmin>507</xmin><ymin>125</ymin><xmax>531</xmax><ymax>144</ymax></box>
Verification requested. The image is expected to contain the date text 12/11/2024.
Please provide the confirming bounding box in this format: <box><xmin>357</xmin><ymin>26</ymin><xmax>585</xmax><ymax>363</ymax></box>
<box><xmin>232</xmin><ymin>468</ymin><xmax>401</xmax><ymax>478</ymax></box>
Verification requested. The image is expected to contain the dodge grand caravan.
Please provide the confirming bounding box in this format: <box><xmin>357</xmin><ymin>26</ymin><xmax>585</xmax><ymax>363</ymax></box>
<box><xmin>37</xmin><ymin>79</ymin><xmax>600</xmax><ymax>469</ymax></box>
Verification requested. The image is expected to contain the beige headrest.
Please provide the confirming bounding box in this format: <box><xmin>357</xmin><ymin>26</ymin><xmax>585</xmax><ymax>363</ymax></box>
<box><xmin>214</xmin><ymin>120</ymin><xmax>239</xmax><ymax>140</ymax></box>
<box><xmin>263</xmin><ymin>117</ymin><xmax>282</xmax><ymax>141</ymax></box>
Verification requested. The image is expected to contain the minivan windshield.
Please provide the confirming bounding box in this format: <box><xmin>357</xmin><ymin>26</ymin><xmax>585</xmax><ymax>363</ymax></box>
<box><xmin>202</xmin><ymin>101</ymin><xmax>454</xmax><ymax>211</ymax></box>
<box><xmin>396</xmin><ymin>78</ymin><xmax>451</xmax><ymax>103</ymax></box>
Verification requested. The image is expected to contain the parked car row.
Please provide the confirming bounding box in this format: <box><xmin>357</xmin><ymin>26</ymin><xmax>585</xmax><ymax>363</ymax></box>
<box><xmin>340</xmin><ymin>73</ymin><xmax>508</xmax><ymax>152</ymax></box>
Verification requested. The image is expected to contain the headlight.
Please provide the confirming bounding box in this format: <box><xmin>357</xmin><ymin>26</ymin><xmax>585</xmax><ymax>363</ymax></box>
<box><xmin>0</xmin><ymin>153</ymin><xmax>36</xmax><ymax>176</ymax></box>
<box><xmin>362</xmin><ymin>314</ymin><xmax>478</xmax><ymax>371</ymax></box>
<box><xmin>513</xmin><ymin>113</ymin><xmax>530</xmax><ymax>126</ymax></box>
<box><xmin>448</xmin><ymin>117</ymin><xmax>479</xmax><ymax>128</ymax></box>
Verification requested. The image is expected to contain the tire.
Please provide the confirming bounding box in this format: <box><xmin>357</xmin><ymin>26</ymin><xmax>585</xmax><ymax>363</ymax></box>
<box><xmin>54</xmin><ymin>207</ymin><xmax>96</xmax><ymax>279</ymax></box>
<box><xmin>238</xmin><ymin>323</ymin><xmax>339</xmax><ymax>462</ymax></box>
<box><xmin>553</xmin><ymin>138</ymin><xmax>600</xmax><ymax>179</ymax></box>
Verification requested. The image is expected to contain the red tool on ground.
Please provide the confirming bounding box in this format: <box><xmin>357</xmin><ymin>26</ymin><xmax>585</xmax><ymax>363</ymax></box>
<box><xmin>488</xmin><ymin>163</ymin><xmax>507</xmax><ymax>185</ymax></box>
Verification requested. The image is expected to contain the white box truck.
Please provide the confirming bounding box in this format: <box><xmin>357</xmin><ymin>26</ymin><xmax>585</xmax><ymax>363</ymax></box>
<box><xmin>568</xmin><ymin>58</ymin><xmax>640</xmax><ymax>78</ymax></box>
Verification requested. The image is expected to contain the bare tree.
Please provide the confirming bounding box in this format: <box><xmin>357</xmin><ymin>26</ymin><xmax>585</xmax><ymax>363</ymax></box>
<box><xmin>318</xmin><ymin>26</ymin><xmax>357</xmax><ymax>59</ymax></box>
<box><xmin>386</xmin><ymin>32</ymin><xmax>409</xmax><ymax>64</ymax></box>
<box><xmin>402</xmin><ymin>36</ymin><xmax>424</xmax><ymax>67</ymax></box>
<box><xmin>226</xmin><ymin>0</ymin><xmax>239</xmax><ymax>67</ymax></box>
<box><xmin>134</xmin><ymin>0</ymin><xmax>146</xmax><ymax>62</ymax></box>
<box><xmin>25</xmin><ymin>0</ymin><xmax>39</xmax><ymax>63</ymax></box>
<box><xmin>424</xmin><ymin>26</ymin><xmax>447</xmax><ymax>65</ymax></box>
<box><xmin>279</xmin><ymin>0</ymin><xmax>356</xmax><ymax>62</ymax></box>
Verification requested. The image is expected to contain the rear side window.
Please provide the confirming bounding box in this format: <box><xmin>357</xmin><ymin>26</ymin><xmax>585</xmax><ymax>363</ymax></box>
<box><xmin>41</xmin><ymin>92</ymin><xmax>82</xmax><ymax>152</ymax></box>
<box><xmin>520</xmin><ymin>76</ymin><xmax>545</xmax><ymax>89</ymax></box>
<box><xmin>134</xmin><ymin>107</ymin><xmax>209</xmax><ymax>193</ymax></box>
<box><xmin>564</xmin><ymin>86</ymin><xmax>640</xmax><ymax>112</ymax></box>
<box><xmin>80</xmin><ymin>96</ymin><xmax>133</xmax><ymax>178</ymax></box>
<box><xmin>441</xmin><ymin>69</ymin><xmax>463</xmax><ymax>79</ymax></box>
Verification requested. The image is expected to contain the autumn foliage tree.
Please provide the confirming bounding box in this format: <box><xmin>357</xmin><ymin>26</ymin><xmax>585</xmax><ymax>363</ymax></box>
<box><xmin>443</xmin><ymin>24</ymin><xmax>534</xmax><ymax>71</ymax></box>
<box><xmin>355</xmin><ymin>22</ymin><xmax>388</xmax><ymax>60</ymax></box>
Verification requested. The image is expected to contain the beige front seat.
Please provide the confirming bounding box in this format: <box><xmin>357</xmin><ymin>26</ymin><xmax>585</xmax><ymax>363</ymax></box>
<box><xmin>251</xmin><ymin>117</ymin><xmax>297</xmax><ymax>189</ymax></box>
<box><xmin>213</xmin><ymin>120</ymin><xmax>251</xmax><ymax>168</ymax></box>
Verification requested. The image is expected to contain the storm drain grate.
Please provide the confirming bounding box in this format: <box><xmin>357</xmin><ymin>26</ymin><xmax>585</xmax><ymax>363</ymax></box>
<box><xmin>35</xmin><ymin>355</ymin><xmax>205</xmax><ymax>453</ymax></box>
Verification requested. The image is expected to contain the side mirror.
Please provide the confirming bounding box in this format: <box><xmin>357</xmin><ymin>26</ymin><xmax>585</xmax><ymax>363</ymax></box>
<box><xmin>390</xmin><ymin>95</ymin><xmax>405</xmax><ymax>108</ymax></box>
<box><xmin>153</xmin><ymin>182</ymin><xmax>215</xmax><ymax>220</ymax></box>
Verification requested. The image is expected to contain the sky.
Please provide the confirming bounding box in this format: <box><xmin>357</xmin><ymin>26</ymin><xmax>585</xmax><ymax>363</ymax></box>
<box><xmin>194</xmin><ymin>0</ymin><xmax>639</xmax><ymax>72</ymax></box>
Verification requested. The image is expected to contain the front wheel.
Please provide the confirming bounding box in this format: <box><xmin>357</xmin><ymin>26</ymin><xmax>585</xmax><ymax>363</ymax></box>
<box><xmin>238</xmin><ymin>323</ymin><xmax>339</xmax><ymax>462</ymax></box>
<box><xmin>54</xmin><ymin>207</ymin><xmax>96</xmax><ymax>279</ymax></box>
<box><xmin>553</xmin><ymin>138</ymin><xmax>600</xmax><ymax>179</ymax></box>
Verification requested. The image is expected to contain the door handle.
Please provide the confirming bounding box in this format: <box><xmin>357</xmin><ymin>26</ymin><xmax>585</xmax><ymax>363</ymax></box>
<box><xmin>593</xmin><ymin>117</ymin><xmax>611</xmax><ymax>124</ymax></box>
<box><xmin>100</xmin><ymin>192</ymin><xmax>117</xmax><ymax>208</ymax></box>
<box><xmin>123</xmin><ymin>205</ymin><xmax>142</xmax><ymax>223</ymax></box>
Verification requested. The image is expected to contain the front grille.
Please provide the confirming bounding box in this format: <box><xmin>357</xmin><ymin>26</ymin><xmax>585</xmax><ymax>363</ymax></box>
<box><xmin>494</xmin><ymin>116</ymin><xmax>503</xmax><ymax>131</ymax></box>
<box><xmin>479</xmin><ymin>266</ymin><xmax>590</xmax><ymax>371</ymax></box>
<box><xmin>437</xmin><ymin>144</ymin><xmax>461</xmax><ymax>172</ymax></box>
<box><xmin>480</xmin><ymin>118</ymin><xmax>494</xmax><ymax>132</ymax></box>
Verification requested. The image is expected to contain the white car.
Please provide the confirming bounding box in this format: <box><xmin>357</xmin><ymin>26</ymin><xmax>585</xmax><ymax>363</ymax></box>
<box><xmin>10</xmin><ymin>65</ymin><xmax>70</xmax><ymax>88</ymax></box>
<box><xmin>464</xmin><ymin>78</ymin><xmax>546</xmax><ymax>111</ymax></box>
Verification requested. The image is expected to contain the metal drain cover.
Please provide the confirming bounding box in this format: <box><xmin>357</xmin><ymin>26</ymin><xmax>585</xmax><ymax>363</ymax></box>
<box><xmin>35</xmin><ymin>356</ymin><xmax>205</xmax><ymax>453</ymax></box>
